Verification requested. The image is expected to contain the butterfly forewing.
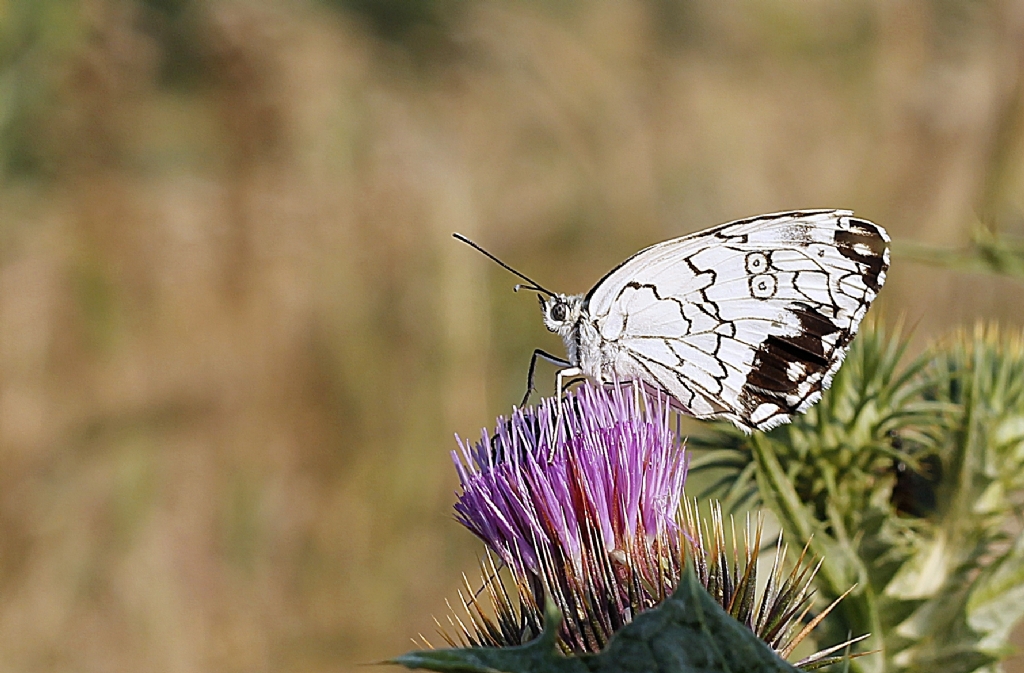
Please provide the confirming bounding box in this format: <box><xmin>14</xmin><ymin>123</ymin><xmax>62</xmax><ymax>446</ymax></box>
<box><xmin>582</xmin><ymin>210</ymin><xmax>889</xmax><ymax>432</ymax></box>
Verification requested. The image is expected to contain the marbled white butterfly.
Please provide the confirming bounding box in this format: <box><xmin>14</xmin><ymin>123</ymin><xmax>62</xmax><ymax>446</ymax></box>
<box><xmin>456</xmin><ymin>209</ymin><xmax>889</xmax><ymax>432</ymax></box>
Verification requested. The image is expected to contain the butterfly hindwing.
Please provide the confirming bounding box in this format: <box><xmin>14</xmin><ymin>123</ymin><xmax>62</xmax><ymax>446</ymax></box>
<box><xmin>582</xmin><ymin>210</ymin><xmax>889</xmax><ymax>432</ymax></box>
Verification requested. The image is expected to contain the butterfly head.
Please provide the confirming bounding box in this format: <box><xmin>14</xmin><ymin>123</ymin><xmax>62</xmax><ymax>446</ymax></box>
<box><xmin>541</xmin><ymin>294</ymin><xmax>584</xmax><ymax>337</ymax></box>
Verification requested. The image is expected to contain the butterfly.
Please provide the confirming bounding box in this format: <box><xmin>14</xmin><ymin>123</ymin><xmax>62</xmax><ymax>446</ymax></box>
<box><xmin>455</xmin><ymin>209</ymin><xmax>889</xmax><ymax>432</ymax></box>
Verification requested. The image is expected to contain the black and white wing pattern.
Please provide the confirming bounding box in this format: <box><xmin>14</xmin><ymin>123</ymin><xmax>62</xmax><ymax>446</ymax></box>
<box><xmin>582</xmin><ymin>209</ymin><xmax>889</xmax><ymax>432</ymax></box>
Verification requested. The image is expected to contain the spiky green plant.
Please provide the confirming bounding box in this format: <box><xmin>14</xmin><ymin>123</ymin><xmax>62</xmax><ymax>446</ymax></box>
<box><xmin>691</xmin><ymin>323</ymin><xmax>1024</xmax><ymax>673</ymax></box>
<box><xmin>415</xmin><ymin>382</ymin><xmax>861</xmax><ymax>670</ymax></box>
<box><xmin>429</xmin><ymin>500</ymin><xmax>862</xmax><ymax>670</ymax></box>
<box><xmin>682</xmin><ymin>501</ymin><xmax>866</xmax><ymax>670</ymax></box>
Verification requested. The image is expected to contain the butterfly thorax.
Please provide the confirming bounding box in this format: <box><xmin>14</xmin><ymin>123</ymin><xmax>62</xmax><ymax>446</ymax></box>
<box><xmin>541</xmin><ymin>293</ymin><xmax>624</xmax><ymax>384</ymax></box>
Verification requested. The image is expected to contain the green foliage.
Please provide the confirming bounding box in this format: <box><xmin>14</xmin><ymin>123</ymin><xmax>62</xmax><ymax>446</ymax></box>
<box><xmin>393</xmin><ymin>563</ymin><xmax>801</xmax><ymax>673</ymax></box>
<box><xmin>691</xmin><ymin>323</ymin><xmax>1024</xmax><ymax>673</ymax></box>
<box><xmin>897</xmin><ymin>228</ymin><xmax>1024</xmax><ymax>280</ymax></box>
<box><xmin>321</xmin><ymin>0</ymin><xmax>465</xmax><ymax>57</ymax></box>
<box><xmin>0</xmin><ymin>0</ymin><xmax>84</xmax><ymax>175</ymax></box>
<box><xmin>0</xmin><ymin>0</ymin><xmax>208</xmax><ymax>176</ymax></box>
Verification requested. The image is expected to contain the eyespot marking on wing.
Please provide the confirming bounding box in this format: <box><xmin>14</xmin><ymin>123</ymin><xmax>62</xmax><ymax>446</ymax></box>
<box><xmin>749</xmin><ymin>274</ymin><xmax>777</xmax><ymax>299</ymax></box>
<box><xmin>745</xmin><ymin>252</ymin><xmax>769</xmax><ymax>274</ymax></box>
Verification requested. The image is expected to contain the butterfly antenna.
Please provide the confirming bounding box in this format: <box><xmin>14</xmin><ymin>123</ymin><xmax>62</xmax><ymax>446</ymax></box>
<box><xmin>452</xmin><ymin>233</ymin><xmax>554</xmax><ymax>297</ymax></box>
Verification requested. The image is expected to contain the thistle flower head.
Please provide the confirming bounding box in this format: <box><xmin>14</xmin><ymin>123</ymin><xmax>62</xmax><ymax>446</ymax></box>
<box><xmin>434</xmin><ymin>382</ymin><xmax>863</xmax><ymax>665</ymax></box>
<box><xmin>450</xmin><ymin>382</ymin><xmax>687</xmax><ymax>651</ymax></box>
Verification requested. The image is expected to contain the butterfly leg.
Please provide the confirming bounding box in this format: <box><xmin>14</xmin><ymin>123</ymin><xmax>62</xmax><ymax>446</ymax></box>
<box><xmin>560</xmin><ymin>376</ymin><xmax>586</xmax><ymax>393</ymax></box>
<box><xmin>555</xmin><ymin>367</ymin><xmax>583</xmax><ymax>400</ymax></box>
<box><xmin>471</xmin><ymin>553</ymin><xmax>507</xmax><ymax>601</ymax></box>
<box><xmin>552</xmin><ymin>367</ymin><xmax>584</xmax><ymax>452</ymax></box>
<box><xmin>521</xmin><ymin>349</ymin><xmax>572</xmax><ymax>407</ymax></box>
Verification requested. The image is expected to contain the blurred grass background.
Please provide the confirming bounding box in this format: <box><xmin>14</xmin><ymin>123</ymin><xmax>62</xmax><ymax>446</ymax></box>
<box><xmin>1</xmin><ymin>0</ymin><xmax>1024</xmax><ymax>671</ymax></box>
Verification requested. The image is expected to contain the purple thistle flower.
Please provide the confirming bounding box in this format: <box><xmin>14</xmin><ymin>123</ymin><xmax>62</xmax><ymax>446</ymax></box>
<box><xmin>429</xmin><ymin>382</ymin><xmax>864</xmax><ymax>664</ymax></box>
<box><xmin>451</xmin><ymin>381</ymin><xmax>688</xmax><ymax>651</ymax></box>
<box><xmin>431</xmin><ymin>382</ymin><xmax>864</xmax><ymax>665</ymax></box>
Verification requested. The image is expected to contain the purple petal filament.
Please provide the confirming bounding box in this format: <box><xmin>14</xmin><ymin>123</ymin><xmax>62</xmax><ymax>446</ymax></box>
<box><xmin>452</xmin><ymin>382</ymin><xmax>688</xmax><ymax>579</ymax></box>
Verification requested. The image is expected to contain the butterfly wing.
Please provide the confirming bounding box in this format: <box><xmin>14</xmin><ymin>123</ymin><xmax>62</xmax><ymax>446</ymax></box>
<box><xmin>583</xmin><ymin>209</ymin><xmax>889</xmax><ymax>432</ymax></box>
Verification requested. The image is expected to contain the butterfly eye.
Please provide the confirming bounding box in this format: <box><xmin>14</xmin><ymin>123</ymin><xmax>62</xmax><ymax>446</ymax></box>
<box><xmin>551</xmin><ymin>303</ymin><xmax>567</xmax><ymax>322</ymax></box>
